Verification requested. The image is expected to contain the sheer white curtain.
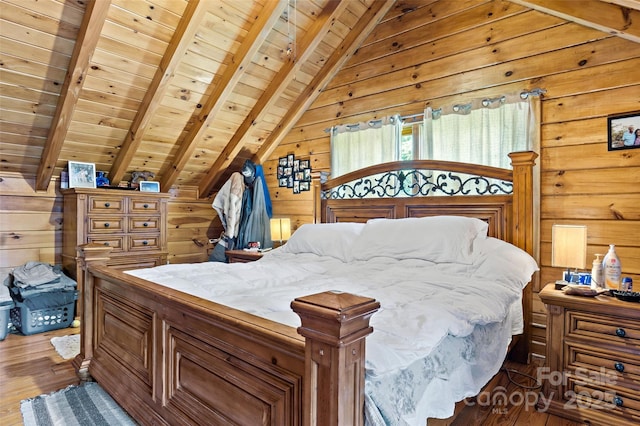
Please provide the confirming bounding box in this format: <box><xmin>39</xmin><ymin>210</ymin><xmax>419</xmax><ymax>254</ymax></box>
<box><xmin>421</xmin><ymin>93</ymin><xmax>540</xmax><ymax>169</ymax></box>
<box><xmin>330</xmin><ymin>116</ymin><xmax>401</xmax><ymax>178</ymax></box>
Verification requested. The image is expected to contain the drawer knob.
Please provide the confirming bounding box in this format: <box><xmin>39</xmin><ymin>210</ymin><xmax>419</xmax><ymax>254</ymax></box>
<box><xmin>143</xmin><ymin>204</ymin><xmax>149</xmax><ymax>209</ymax></box>
<box><xmin>104</xmin><ymin>202</ymin><xmax>110</xmax><ymax>208</ymax></box>
<box><xmin>143</xmin><ymin>222</ymin><xmax>148</xmax><ymax>227</ymax></box>
<box><xmin>615</xmin><ymin>328</ymin><xmax>626</xmax><ymax>338</ymax></box>
<box><xmin>613</xmin><ymin>396</ymin><xmax>624</xmax><ymax>407</ymax></box>
<box><xmin>142</xmin><ymin>240</ymin><xmax>148</xmax><ymax>245</ymax></box>
<box><xmin>104</xmin><ymin>223</ymin><xmax>110</xmax><ymax>228</ymax></box>
<box><xmin>104</xmin><ymin>242</ymin><xmax>110</xmax><ymax>246</ymax></box>
<box><xmin>614</xmin><ymin>362</ymin><xmax>625</xmax><ymax>373</ymax></box>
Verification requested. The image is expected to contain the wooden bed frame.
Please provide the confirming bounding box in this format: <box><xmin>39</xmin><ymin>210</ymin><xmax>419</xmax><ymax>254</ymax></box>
<box><xmin>73</xmin><ymin>151</ymin><xmax>537</xmax><ymax>425</ymax></box>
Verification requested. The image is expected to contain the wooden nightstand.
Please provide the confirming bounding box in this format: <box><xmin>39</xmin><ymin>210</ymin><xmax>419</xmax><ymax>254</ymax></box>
<box><xmin>538</xmin><ymin>283</ymin><xmax>640</xmax><ymax>425</ymax></box>
<box><xmin>226</xmin><ymin>249</ymin><xmax>263</xmax><ymax>263</ymax></box>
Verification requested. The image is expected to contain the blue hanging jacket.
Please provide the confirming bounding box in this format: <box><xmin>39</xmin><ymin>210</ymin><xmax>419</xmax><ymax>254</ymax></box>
<box><xmin>255</xmin><ymin>164</ymin><xmax>272</xmax><ymax>218</ymax></box>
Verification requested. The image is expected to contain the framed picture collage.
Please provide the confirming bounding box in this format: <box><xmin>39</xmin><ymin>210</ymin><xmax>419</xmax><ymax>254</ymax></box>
<box><xmin>277</xmin><ymin>154</ymin><xmax>311</xmax><ymax>194</ymax></box>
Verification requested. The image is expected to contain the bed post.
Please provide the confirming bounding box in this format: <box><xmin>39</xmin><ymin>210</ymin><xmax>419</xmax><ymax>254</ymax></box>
<box><xmin>291</xmin><ymin>291</ymin><xmax>380</xmax><ymax>426</ymax></box>
<box><xmin>508</xmin><ymin>151</ymin><xmax>538</xmax><ymax>364</ymax></box>
<box><xmin>313</xmin><ymin>176</ymin><xmax>322</xmax><ymax>224</ymax></box>
<box><xmin>72</xmin><ymin>243</ymin><xmax>113</xmax><ymax>381</ymax></box>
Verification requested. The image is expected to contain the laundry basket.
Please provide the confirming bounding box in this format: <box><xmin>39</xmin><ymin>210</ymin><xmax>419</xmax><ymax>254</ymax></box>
<box><xmin>10</xmin><ymin>291</ymin><xmax>76</xmax><ymax>335</ymax></box>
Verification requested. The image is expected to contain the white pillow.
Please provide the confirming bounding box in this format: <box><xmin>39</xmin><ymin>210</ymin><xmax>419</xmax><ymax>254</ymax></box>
<box><xmin>474</xmin><ymin>237</ymin><xmax>539</xmax><ymax>288</ymax></box>
<box><xmin>281</xmin><ymin>222</ymin><xmax>365</xmax><ymax>262</ymax></box>
<box><xmin>350</xmin><ymin>216</ymin><xmax>488</xmax><ymax>264</ymax></box>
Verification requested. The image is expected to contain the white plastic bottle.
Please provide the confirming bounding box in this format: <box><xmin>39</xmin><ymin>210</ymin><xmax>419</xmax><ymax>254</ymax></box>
<box><xmin>591</xmin><ymin>254</ymin><xmax>604</xmax><ymax>290</ymax></box>
<box><xmin>603</xmin><ymin>245</ymin><xmax>622</xmax><ymax>290</ymax></box>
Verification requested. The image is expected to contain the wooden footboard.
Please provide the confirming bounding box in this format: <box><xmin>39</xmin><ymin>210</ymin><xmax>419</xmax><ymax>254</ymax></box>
<box><xmin>73</xmin><ymin>244</ymin><xmax>379</xmax><ymax>426</ymax></box>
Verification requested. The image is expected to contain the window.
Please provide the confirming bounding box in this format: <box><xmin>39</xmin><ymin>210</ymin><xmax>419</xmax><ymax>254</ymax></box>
<box><xmin>330</xmin><ymin>116</ymin><xmax>401</xmax><ymax>178</ymax></box>
<box><xmin>330</xmin><ymin>92</ymin><xmax>540</xmax><ymax>176</ymax></box>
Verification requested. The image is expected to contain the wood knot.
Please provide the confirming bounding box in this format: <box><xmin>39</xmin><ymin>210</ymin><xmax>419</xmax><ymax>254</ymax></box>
<box><xmin>609</xmin><ymin>204</ymin><xmax>624</xmax><ymax>220</ymax></box>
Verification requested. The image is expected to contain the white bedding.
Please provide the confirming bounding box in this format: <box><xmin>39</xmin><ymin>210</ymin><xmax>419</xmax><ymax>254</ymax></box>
<box><xmin>127</xmin><ymin>217</ymin><xmax>538</xmax><ymax>425</ymax></box>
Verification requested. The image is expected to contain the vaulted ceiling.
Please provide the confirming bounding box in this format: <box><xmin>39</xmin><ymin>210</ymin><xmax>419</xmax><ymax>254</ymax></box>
<box><xmin>1</xmin><ymin>0</ymin><xmax>638</xmax><ymax>197</ymax></box>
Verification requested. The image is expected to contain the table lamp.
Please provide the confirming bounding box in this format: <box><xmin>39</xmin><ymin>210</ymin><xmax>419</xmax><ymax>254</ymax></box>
<box><xmin>270</xmin><ymin>218</ymin><xmax>291</xmax><ymax>247</ymax></box>
<box><xmin>551</xmin><ymin>224</ymin><xmax>587</xmax><ymax>286</ymax></box>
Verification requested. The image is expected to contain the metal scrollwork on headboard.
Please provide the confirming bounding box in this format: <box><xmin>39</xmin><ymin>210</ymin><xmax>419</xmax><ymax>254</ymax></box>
<box><xmin>322</xmin><ymin>169</ymin><xmax>513</xmax><ymax>200</ymax></box>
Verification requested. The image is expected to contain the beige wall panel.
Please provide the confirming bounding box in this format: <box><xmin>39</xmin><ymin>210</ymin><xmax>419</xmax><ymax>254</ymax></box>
<box><xmin>0</xmin><ymin>175</ymin><xmax>58</xmax><ymax>196</ymax></box>
<box><xmin>0</xmin><ymin>231</ymin><xmax>61</xmax><ymax>250</ymax></box>
<box><xmin>541</xmin><ymin>166</ymin><xmax>640</xmax><ymax>196</ymax></box>
<box><xmin>543</xmin><ymin>143</ymin><xmax>640</xmax><ymax>172</ymax></box>
<box><xmin>0</xmin><ymin>213</ymin><xmax>62</xmax><ymax>232</ymax></box>
<box><xmin>541</xmin><ymin>117</ymin><xmax>605</xmax><ymax>148</ymax></box>
<box><xmin>0</xmin><ymin>248</ymin><xmax>56</xmax><ymax>268</ymax></box>
<box><xmin>542</xmin><ymin>85</ymin><xmax>640</xmax><ymax>124</ymax></box>
<box><xmin>541</xmin><ymin>194</ymin><xmax>640</xmax><ymax>221</ymax></box>
<box><xmin>537</xmin><ymin>58</ymin><xmax>640</xmax><ymax>100</ymax></box>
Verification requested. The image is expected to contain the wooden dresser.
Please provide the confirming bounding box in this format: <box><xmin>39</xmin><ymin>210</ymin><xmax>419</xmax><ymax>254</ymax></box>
<box><xmin>539</xmin><ymin>284</ymin><xmax>640</xmax><ymax>425</ymax></box>
<box><xmin>62</xmin><ymin>188</ymin><xmax>169</xmax><ymax>281</ymax></box>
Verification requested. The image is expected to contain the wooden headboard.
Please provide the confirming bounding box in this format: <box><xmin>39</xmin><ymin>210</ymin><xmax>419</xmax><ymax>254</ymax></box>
<box><xmin>313</xmin><ymin>151</ymin><xmax>538</xmax><ymax>362</ymax></box>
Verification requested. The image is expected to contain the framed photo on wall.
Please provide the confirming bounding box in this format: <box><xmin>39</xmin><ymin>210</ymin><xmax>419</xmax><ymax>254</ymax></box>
<box><xmin>608</xmin><ymin>111</ymin><xmax>640</xmax><ymax>151</ymax></box>
<box><xmin>68</xmin><ymin>161</ymin><xmax>96</xmax><ymax>188</ymax></box>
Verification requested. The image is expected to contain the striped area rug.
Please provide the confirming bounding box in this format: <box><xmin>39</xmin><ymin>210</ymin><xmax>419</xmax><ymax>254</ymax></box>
<box><xmin>21</xmin><ymin>382</ymin><xmax>137</xmax><ymax>426</ymax></box>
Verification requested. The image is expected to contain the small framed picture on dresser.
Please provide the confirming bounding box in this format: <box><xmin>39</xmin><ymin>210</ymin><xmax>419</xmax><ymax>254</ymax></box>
<box><xmin>68</xmin><ymin>161</ymin><xmax>96</xmax><ymax>188</ymax></box>
<box><xmin>139</xmin><ymin>181</ymin><xmax>160</xmax><ymax>192</ymax></box>
<box><xmin>608</xmin><ymin>111</ymin><xmax>640</xmax><ymax>151</ymax></box>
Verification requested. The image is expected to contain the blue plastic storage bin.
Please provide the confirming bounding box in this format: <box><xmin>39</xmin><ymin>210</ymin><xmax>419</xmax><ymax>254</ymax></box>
<box><xmin>0</xmin><ymin>304</ymin><xmax>12</xmax><ymax>341</ymax></box>
<box><xmin>0</xmin><ymin>284</ymin><xmax>13</xmax><ymax>341</ymax></box>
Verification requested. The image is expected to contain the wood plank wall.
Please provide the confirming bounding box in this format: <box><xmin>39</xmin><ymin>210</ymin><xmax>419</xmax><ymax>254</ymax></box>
<box><xmin>264</xmin><ymin>0</ymin><xmax>640</xmax><ymax>359</ymax></box>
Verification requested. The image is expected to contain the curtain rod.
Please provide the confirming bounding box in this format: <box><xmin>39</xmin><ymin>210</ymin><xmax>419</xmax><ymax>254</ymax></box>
<box><xmin>324</xmin><ymin>88</ymin><xmax>546</xmax><ymax>132</ymax></box>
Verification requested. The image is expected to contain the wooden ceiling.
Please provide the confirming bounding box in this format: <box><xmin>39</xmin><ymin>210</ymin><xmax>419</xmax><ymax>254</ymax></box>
<box><xmin>1</xmin><ymin>0</ymin><xmax>638</xmax><ymax>197</ymax></box>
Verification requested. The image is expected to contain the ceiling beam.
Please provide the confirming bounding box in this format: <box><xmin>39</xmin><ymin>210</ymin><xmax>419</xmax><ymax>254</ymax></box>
<box><xmin>509</xmin><ymin>0</ymin><xmax>640</xmax><ymax>43</ymax></box>
<box><xmin>255</xmin><ymin>0</ymin><xmax>398</xmax><ymax>166</ymax></box>
<box><xmin>159</xmin><ymin>0</ymin><xmax>289</xmax><ymax>193</ymax></box>
<box><xmin>107</xmin><ymin>0</ymin><xmax>206</xmax><ymax>186</ymax></box>
<box><xmin>198</xmin><ymin>0</ymin><xmax>347</xmax><ymax>197</ymax></box>
<box><xmin>35</xmin><ymin>0</ymin><xmax>110</xmax><ymax>191</ymax></box>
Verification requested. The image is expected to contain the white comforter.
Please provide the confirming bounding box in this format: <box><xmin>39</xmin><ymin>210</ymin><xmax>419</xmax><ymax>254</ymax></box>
<box><xmin>130</xmin><ymin>250</ymin><xmax>519</xmax><ymax>374</ymax></box>
<box><xmin>128</xmin><ymin>239</ymin><xmax>536</xmax><ymax>424</ymax></box>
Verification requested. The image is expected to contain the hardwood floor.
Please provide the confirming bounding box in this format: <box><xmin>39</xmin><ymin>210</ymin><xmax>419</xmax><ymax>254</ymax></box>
<box><xmin>0</xmin><ymin>326</ymin><xmax>80</xmax><ymax>426</ymax></box>
<box><xmin>0</xmin><ymin>326</ymin><xmax>585</xmax><ymax>426</ymax></box>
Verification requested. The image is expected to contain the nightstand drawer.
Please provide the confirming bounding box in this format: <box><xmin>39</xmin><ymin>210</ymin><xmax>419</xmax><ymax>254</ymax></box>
<box><xmin>129</xmin><ymin>235</ymin><xmax>160</xmax><ymax>250</ymax></box>
<box><xmin>130</xmin><ymin>198</ymin><xmax>161</xmax><ymax>213</ymax></box>
<box><xmin>88</xmin><ymin>196</ymin><xmax>125</xmax><ymax>213</ymax></box>
<box><xmin>568</xmin><ymin>377</ymin><xmax>640</xmax><ymax>418</ymax></box>
<box><xmin>567</xmin><ymin>311</ymin><xmax>640</xmax><ymax>346</ymax></box>
<box><xmin>129</xmin><ymin>217</ymin><xmax>160</xmax><ymax>232</ymax></box>
<box><xmin>88</xmin><ymin>217</ymin><xmax>125</xmax><ymax>232</ymax></box>
<box><xmin>566</xmin><ymin>343</ymin><xmax>640</xmax><ymax>391</ymax></box>
<box><xmin>87</xmin><ymin>235</ymin><xmax>125</xmax><ymax>252</ymax></box>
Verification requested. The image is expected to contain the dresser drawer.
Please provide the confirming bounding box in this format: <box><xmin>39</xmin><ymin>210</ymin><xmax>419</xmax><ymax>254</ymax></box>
<box><xmin>87</xmin><ymin>235</ymin><xmax>125</xmax><ymax>252</ymax></box>
<box><xmin>88</xmin><ymin>196</ymin><xmax>125</xmax><ymax>213</ymax></box>
<box><xmin>567</xmin><ymin>311</ymin><xmax>640</xmax><ymax>347</ymax></box>
<box><xmin>88</xmin><ymin>217</ymin><xmax>125</xmax><ymax>233</ymax></box>
<box><xmin>129</xmin><ymin>217</ymin><xmax>160</xmax><ymax>232</ymax></box>
<box><xmin>129</xmin><ymin>235</ymin><xmax>160</xmax><ymax>250</ymax></box>
<box><xmin>566</xmin><ymin>342</ymin><xmax>640</xmax><ymax>392</ymax></box>
<box><xmin>130</xmin><ymin>198</ymin><xmax>161</xmax><ymax>213</ymax></box>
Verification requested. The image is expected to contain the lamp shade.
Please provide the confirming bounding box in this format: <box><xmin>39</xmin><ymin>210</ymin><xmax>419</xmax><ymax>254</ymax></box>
<box><xmin>270</xmin><ymin>218</ymin><xmax>291</xmax><ymax>243</ymax></box>
<box><xmin>551</xmin><ymin>224</ymin><xmax>587</xmax><ymax>269</ymax></box>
